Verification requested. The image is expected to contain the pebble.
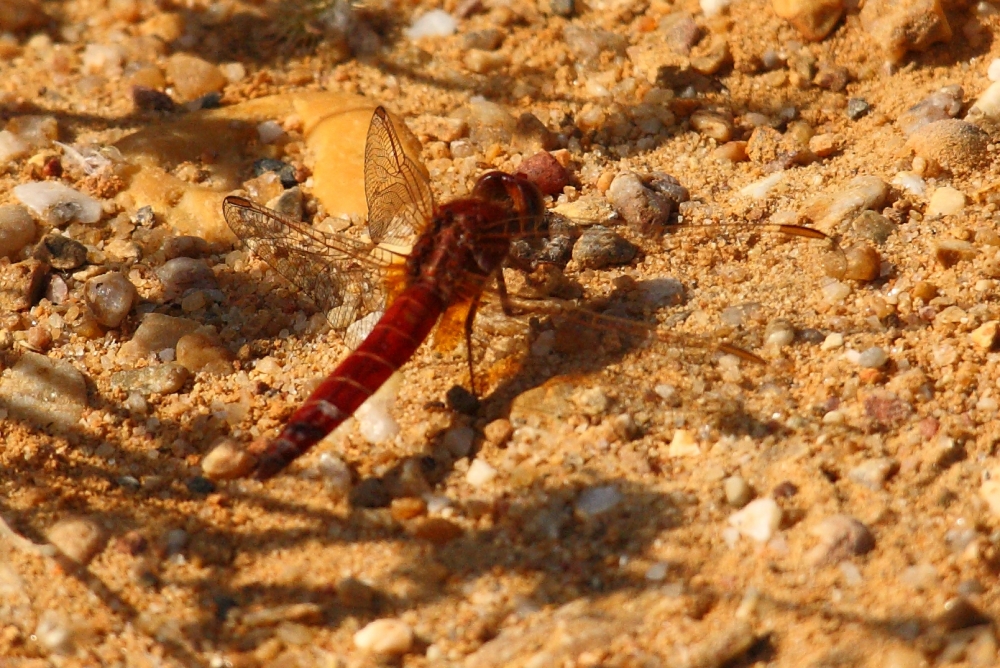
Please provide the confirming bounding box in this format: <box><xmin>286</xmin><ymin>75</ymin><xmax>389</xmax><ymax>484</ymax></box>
<box><xmin>723</xmin><ymin>475</ymin><xmax>752</xmax><ymax>507</ymax></box>
<box><xmin>316</xmin><ymin>453</ymin><xmax>352</xmax><ymax>497</ymax></box>
<box><xmin>156</xmin><ymin>257</ymin><xmax>218</xmax><ymax>300</ymax></box>
<box><xmin>117</xmin><ymin>313</ymin><xmax>200</xmax><ymax>362</ymax></box>
<box><xmin>979</xmin><ymin>466</ymin><xmax>1000</xmax><ymax>517</ymax></box>
<box><xmin>354</xmin><ymin>373</ymin><xmax>401</xmax><ymax>443</ymax></box>
<box><xmin>46</xmin><ymin>516</ymin><xmax>105</xmax><ymax>565</ymax></box>
<box><xmin>846</xmin><ymin>97</ymin><xmax>870</xmax><ymax>120</ymax></box>
<box><xmin>256</xmin><ymin>120</ymin><xmax>285</xmax><ymax>145</ymax></box>
<box><xmin>465</xmin><ymin>97</ymin><xmax>517</xmax><ymax>146</ymax></box>
<box><xmin>185</xmin><ymin>476</ymin><xmax>215</xmax><ymax>495</ymax></box>
<box><xmin>33</xmin><ymin>233</ymin><xmax>87</xmax><ymax>270</ymax></box>
<box><xmin>934</xmin><ymin>238</ymin><xmax>977</xmax><ymax>268</ymax></box>
<box><xmin>841</xmin><ymin>243</ymin><xmax>881</xmax><ymax>282</ymax></box>
<box><xmin>132</xmin><ymin>85</ymin><xmax>175</xmax><ymax>112</ymax></box>
<box><xmin>572</xmin><ymin>225</ymin><xmax>637</xmax><ymax>269</ymax></box>
<box><xmin>405</xmin><ymin>9</ymin><xmax>457</xmax><ymax>39</ymax></box>
<box><xmin>443</xmin><ymin>425</ymin><xmax>475</xmax><ymax>458</ymax></box>
<box><xmin>0</xmin><ymin>204</ymin><xmax>36</xmax><ymax>258</ymax></box>
<box><xmin>266</xmin><ymin>186</ymin><xmax>303</xmax><ymax>221</ymax></box>
<box><xmin>851</xmin><ymin>210</ymin><xmax>895</xmax><ymax>245</ymax></box>
<box><xmin>926</xmin><ymin>186</ymin><xmax>966</xmax><ymax>216</ymax></box>
<box><xmin>689</xmin><ymin>109</ymin><xmax>734</xmax><ymax>142</ymax></box>
<box><xmin>700</xmin><ymin>0</ymin><xmax>733</xmax><ymax>16</ymax></box>
<box><xmin>971</xmin><ymin>321</ymin><xmax>998</xmax><ymax>350</ymax></box>
<box><xmin>110</xmin><ymin>363</ymin><xmax>190</xmax><ymax>395</ymax></box>
<box><xmin>0</xmin><ymin>351</ymin><xmax>88</xmax><ymax>431</ymax></box>
<box><xmin>354</xmin><ymin>618</ymin><xmax>414</xmax><ymax>655</ymax></box>
<box><xmin>575</xmin><ymin>485</ymin><xmax>623</xmax><ymax>517</ymax></box>
<box><xmin>409</xmin><ymin>517</ymin><xmax>463</xmax><ymax>544</ymax></box>
<box><xmin>813</xmin><ymin>63</ymin><xmax>849</xmax><ymax>92</ymax></box>
<box><xmin>906</xmin><ymin>120</ymin><xmax>989</xmax><ymax>173</ymax></box>
<box><xmin>771</xmin><ymin>0</ymin><xmax>844</xmax><ymax>41</ymax></box>
<box><xmin>463</xmin><ymin>49</ymin><xmax>509</xmax><ymax>74</ymax></box>
<box><xmin>969</xmin><ymin>80</ymin><xmax>1000</xmax><ymax>120</ymax></box>
<box><xmin>896</xmin><ymin>86</ymin><xmax>963</xmax><ymax>136</ymax></box>
<box><xmin>806</xmin><ymin>515</ymin><xmax>875</xmax><ymax>566</ymax></box>
<box><xmin>848</xmin><ymin>457</ymin><xmax>898</xmax><ymax>490</ymax></box>
<box><xmin>0</xmin><ymin>129</ymin><xmax>30</xmax><ymax>164</ymax></box>
<box><xmin>802</xmin><ymin>175</ymin><xmax>888</xmax><ymax>234</ymax></box>
<box><xmin>548</xmin><ymin>0</ymin><xmax>575</xmax><ymax>16</ymax></box>
<box><xmin>764</xmin><ymin>318</ymin><xmax>796</xmax><ymax>347</ymax></box>
<box><xmin>0</xmin><ymin>258</ymin><xmax>47</xmax><ymax>311</ymax></box>
<box><xmin>668</xmin><ymin>429</ymin><xmax>701</xmax><ymax>457</ymax></box>
<box><xmin>463</xmin><ymin>28</ymin><xmax>504</xmax><ymax>51</ymax></box>
<box><xmin>690</xmin><ymin>38</ymin><xmax>731</xmax><ymax>75</ymax></box>
<box><xmin>466</xmin><ymin>459</ymin><xmax>498</xmax><ymax>487</ymax></box>
<box><xmin>606</xmin><ymin>172</ymin><xmax>674</xmax><ymax>234</ymax></box>
<box><xmin>859</xmin><ymin>0</ymin><xmax>952</xmax><ymax>63</ymax></box>
<box><xmin>161</xmin><ymin>235</ymin><xmax>209</xmax><ymax>260</ymax></box>
<box><xmin>13</xmin><ymin>181</ymin><xmax>103</xmax><ymax>225</ymax></box>
<box><xmin>34</xmin><ymin>610</ymin><xmax>75</xmax><ymax>655</ymax></box>
<box><xmin>728</xmin><ymin>498</ymin><xmax>781</xmax><ymax>543</ymax></box>
<box><xmin>84</xmin><ymin>272</ymin><xmax>137</xmax><ymax>327</ymax></box>
<box><xmin>514</xmin><ymin>151</ymin><xmax>569</xmax><ymax>196</ymax></box>
<box><xmin>164</xmin><ymin>53</ymin><xmax>227</xmax><ymax>102</ymax></box>
<box><xmin>201</xmin><ymin>438</ymin><xmax>255</xmax><ymax>480</ymax></box>
<box><xmin>857</xmin><ymin>346</ymin><xmax>889</xmax><ymax>369</ymax></box>
<box><xmin>252</xmin><ymin>158</ymin><xmax>298</xmax><ymax>189</ymax></box>
<box><xmin>936</xmin><ymin>597</ymin><xmax>991</xmax><ymax>632</ymax></box>
<box><xmin>175</xmin><ymin>332</ymin><xmax>233</xmax><ymax>374</ymax></box>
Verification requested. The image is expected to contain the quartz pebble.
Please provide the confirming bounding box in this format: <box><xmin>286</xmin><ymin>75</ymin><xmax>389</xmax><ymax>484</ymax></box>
<box><xmin>859</xmin><ymin>0</ymin><xmax>951</xmax><ymax>64</ymax></box>
<box><xmin>84</xmin><ymin>272</ymin><xmax>137</xmax><ymax>327</ymax></box>
<box><xmin>575</xmin><ymin>485</ymin><xmax>623</xmax><ymax>517</ymax></box>
<box><xmin>771</xmin><ymin>0</ymin><xmax>844</xmax><ymax>41</ymax></box>
<box><xmin>201</xmin><ymin>439</ymin><xmax>255</xmax><ymax>480</ymax></box>
<box><xmin>969</xmin><ymin>81</ymin><xmax>1000</xmax><ymax>120</ymax></box>
<box><xmin>466</xmin><ymin>459</ymin><xmax>498</xmax><ymax>487</ymax></box>
<box><xmin>848</xmin><ymin>457</ymin><xmax>898</xmax><ymax>490</ymax></box>
<box><xmin>118</xmin><ymin>313</ymin><xmax>200</xmax><ymax>362</ymax></box>
<box><xmin>572</xmin><ymin>225</ymin><xmax>637</xmax><ymax>269</ymax></box>
<box><xmin>110</xmin><ymin>363</ymin><xmax>189</xmax><ymax>395</ymax></box>
<box><xmin>13</xmin><ymin>181</ymin><xmax>103</xmax><ymax>225</ymax></box>
<box><xmin>971</xmin><ymin>321</ymin><xmax>999</xmax><ymax>350</ymax></box>
<box><xmin>724</xmin><ymin>475</ymin><xmax>752</xmax><ymax>507</ymax></box>
<box><xmin>0</xmin><ymin>204</ymin><xmax>36</xmax><ymax>258</ymax></box>
<box><xmin>668</xmin><ymin>429</ymin><xmax>701</xmax><ymax>457</ymax></box>
<box><xmin>354</xmin><ymin>618</ymin><xmax>414</xmax><ymax>655</ymax></box>
<box><xmin>0</xmin><ymin>352</ymin><xmax>88</xmax><ymax>431</ymax></box>
<box><xmin>175</xmin><ymin>332</ymin><xmax>233</xmax><ymax>374</ymax></box>
<box><xmin>606</xmin><ymin>172</ymin><xmax>674</xmax><ymax>234</ymax></box>
<box><xmin>896</xmin><ymin>86</ymin><xmax>963</xmax><ymax>136</ymax></box>
<box><xmin>156</xmin><ymin>258</ymin><xmax>218</xmax><ymax>300</ymax></box>
<box><xmin>165</xmin><ymin>53</ymin><xmax>227</xmax><ymax>102</ymax></box>
<box><xmin>906</xmin><ymin>120</ymin><xmax>989</xmax><ymax>173</ymax></box>
<box><xmin>406</xmin><ymin>9</ymin><xmax>457</xmax><ymax>39</ymax></box>
<box><xmin>0</xmin><ymin>129</ymin><xmax>30</xmax><ymax>164</ymax></box>
<box><xmin>926</xmin><ymin>186</ymin><xmax>966</xmax><ymax>216</ymax></box>
<box><xmin>802</xmin><ymin>176</ymin><xmax>888</xmax><ymax>234</ymax></box>
<box><xmin>857</xmin><ymin>346</ymin><xmax>888</xmax><ymax>368</ymax></box>
<box><xmin>728</xmin><ymin>498</ymin><xmax>781</xmax><ymax>543</ymax></box>
<box><xmin>841</xmin><ymin>243</ymin><xmax>881</xmax><ymax>282</ymax></box>
<box><xmin>46</xmin><ymin>516</ymin><xmax>105</xmax><ymax>565</ymax></box>
<box><xmin>805</xmin><ymin>515</ymin><xmax>875</xmax><ymax>566</ymax></box>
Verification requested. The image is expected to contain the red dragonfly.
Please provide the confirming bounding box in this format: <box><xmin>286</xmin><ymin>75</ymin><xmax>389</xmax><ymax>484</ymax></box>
<box><xmin>224</xmin><ymin>106</ymin><xmax>549</xmax><ymax>479</ymax></box>
<box><xmin>224</xmin><ymin>107</ymin><xmax>831</xmax><ymax>480</ymax></box>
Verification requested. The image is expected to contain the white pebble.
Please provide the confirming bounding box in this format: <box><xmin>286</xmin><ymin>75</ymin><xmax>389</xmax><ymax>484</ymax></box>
<box><xmin>317</xmin><ymin>453</ymin><xmax>352</xmax><ymax>497</ymax></box>
<box><xmin>256</xmin><ymin>120</ymin><xmax>285</xmax><ymax>144</ymax></box>
<box><xmin>405</xmin><ymin>9</ymin><xmax>457</xmax><ymax>39</ymax></box>
<box><xmin>81</xmin><ymin>43</ymin><xmax>125</xmax><ymax>76</ymax></box>
<box><xmin>668</xmin><ymin>429</ymin><xmax>700</xmax><ymax>457</ymax></box>
<box><xmin>989</xmin><ymin>58</ymin><xmax>1000</xmax><ymax>81</ymax></box>
<box><xmin>970</xmin><ymin>80</ymin><xmax>1000</xmax><ymax>119</ymax></box>
<box><xmin>820</xmin><ymin>332</ymin><xmax>844</xmax><ymax>350</ymax></box>
<box><xmin>820</xmin><ymin>278</ymin><xmax>851</xmax><ymax>303</ymax></box>
<box><xmin>857</xmin><ymin>346</ymin><xmax>888</xmax><ymax>368</ymax></box>
<box><xmin>46</xmin><ymin>517</ymin><xmax>104</xmax><ymax>564</ymax></box>
<box><xmin>0</xmin><ymin>129</ymin><xmax>30</xmax><ymax>164</ymax></box>
<box><xmin>724</xmin><ymin>475</ymin><xmax>752</xmax><ymax>507</ymax></box>
<box><xmin>739</xmin><ymin>171</ymin><xmax>785</xmax><ymax>199</ymax></box>
<box><xmin>0</xmin><ymin>204</ymin><xmax>37</xmax><ymax>258</ymax></box>
<box><xmin>891</xmin><ymin>171</ymin><xmax>926</xmax><ymax>196</ymax></box>
<box><xmin>442</xmin><ymin>425</ymin><xmax>475</xmax><ymax>458</ymax></box>
<box><xmin>927</xmin><ymin>186</ymin><xmax>966</xmax><ymax>216</ymax></box>
<box><xmin>219</xmin><ymin>62</ymin><xmax>246</xmax><ymax>83</ymax></box>
<box><xmin>13</xmin><ymin>181</ymin><xmax>103</xmax><ymax>224</ymax></box>
<box><xmin>575</xmin><ymin>485</ymin><xmax>623</xmax><ymax>517</ymax></box>
<box><xmin>354</xmin><ymin>373</ymin><xmax>401</xmax><ymax>444</ymax></box>
<box><xmin>466</xmin><ymin>459</ymin><xmax>497</xmax><ymax>487</ymax></box>
<box><xmin>35</xmin><ymin>610</ymin><xmax>75</xmax><ymax>655</ymax></box>
<box><xmin>201</xmin><ymin>438</ymin><xmax>254</xmax><ymax>480</ymax></box>
<box><xmin>354</xmin><ymin>618</ymin><xmax>414</xmax><ymax>655</ymax></box>
<box><xmin>644</xmin><ymin>561</ymin><xmax>669</xmax><ymax>581</ymax></box>
<box><xmin>700</xmin><ymin>0</ymin><xmax>733</xmax><ymax>16</ymax></box>
<box><xmin>728</xmin><ymin>498</ymin><xmax>782</xmax><ymax>543</ymax></box>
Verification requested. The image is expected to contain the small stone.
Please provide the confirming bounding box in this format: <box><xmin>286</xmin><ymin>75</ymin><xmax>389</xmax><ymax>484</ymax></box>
<box><xmin>483</xmin><ymin>418</ymin><xmax>513</xmax><ymax>446</ymax></box>
<box><xmin>724</xmin><ymin>475</ymin><xmax>752</xmax><ymax>507</ymax></box>
<box><xmin>390</xmin><ymin>497</ymin><xmax>426</xmax><ymax>521</ymax></box>
<box><xmin>689</xmin><ymin>38</ymin><xmax>731</xmax><ymax>75</ymax></box>
<box><xmin>13</xmin><ymin>181</ymin><xmax>103</xmax><ymax>225</ymax></box>
<box><xmin>34</xmin><ymin>610</ymin><xmax>75</xmax><ymax>655</ymax></box>
<box><xmin>201</xmin><ymin>438</ymin><xmax>255</xmax><ymax>480</ymax></box>
<box><xmin>463</xmin><ymin>28</ymin><xmax>504</xmax><ymax>51</ymax></box>
<box><xmin>897</xmin><ymin>86</ymin><xmax>963</xmax><ymax>136</ymax></box>
<box><xmin>466</xmin><ymin>459</ymin><xmax>498</xmax><ymax>487</ymax></box>
<box><xmin>771</xmin><ymin>0</ymin><xmax>844</xmax><ymax>41</ymax></box>
<box><xmin>937</xmin><ymin>597</ymin><xmax>991</xmax><ymax>632</ymax></box>
<box><xmin>84</xmin><ymin>272</ymin><xmax>137</xmax><ymax>327</ymax></box>
<box><xmin>252</xmin><ymin>158</ymin><xmax>297</xmax><ymax>189</ymax></box>
<box><xmin>846</xmin><ymin>97</ymin><xmax>870</xmax><ymax>120</ymax></box>
<box><xmin>575</xmin><ymin>485</ymin><xmax>623</xmax><ymax>517</ymax></box>
<box><xmin>46</xmin><ymin>517</ymin><xmax>105</xmax><ymax>565</ymax></box>
<box><xmin>606</xmin><ymin>172</ymin><xmax>674</xmax><ymax>235</ymax></box>
<box><xmin>118</xmin><ymin>313</ymin><xmax>199</xmax><ymax>362</ymax></box>
<box><xmin>317</xmin><ymin>453</ymin><xmax>352</xmax><ymax>497</ymax></box>
<box><xmin>713</xmin><ymin>140</ymin><xmax>748</xmax><ymax>162</ymax></box>
<box><xmin>241</xmin><ymin>603</ymin><xmax>323</xmax><ymax>628</ymax></box>
<box><xmin>354</xmin><ymin>618</ymin><xmax>414</xmax><ymax>655</ymax></box>
<box><xmin>265</xmin><ymin>186</ymin><xmax>303</xmax><ymax>221</ymax></box>
<box><xmin>851</xmin><ymin>210</ymin><xmax>895</xmax><ymax>245</ymax></box>
<box><xmin>934</xmin><ymin>238</ymin><xmax>977</xmax><ymax>268</ymax></box>
<box><xmin>802</xmin><ymin>175</ymin><xmax>889</xmax><ymax>234</ymax></box>
<box><xmin>644</xmin><ymin>561</ymin><xmax>669</xmax><ymax>581</ymax></box>
<box><xmin>728</xmin><ymin>498</ymin><xmax>781</xmax><ymax>543</ymax></box>
<box><xmin>746</xmin><ymin>126</ymin><xmax>812</xmax><ymax>168</ymax></box>
<box><xmin>668</xmin><ymin>429</ymin><xmax>701</xmax><ymax>457</ymax></box>
<box><xmin>0</xmin><ymin>258</ymin><xmax>47</xmax><ymax>311</ymax></box>
<box><xmin>185</xmin><ymin>476</ymin><xmax>215</xmax><ymax>495</ymax></box>
<box><xmin>0</xmin><ymin>204</ymin><xmax>36</xmax><ymax>258</ymax></box>
<box><xmin>572</xmin><ymin>225</ymin><xmax>637</xmax><ymax>269</ymax></box>
<box><xmin>175</xmin><ymin>332</ymin><xmax>233</xmax><ymax>374</ymax></box>
<box><xmin>906</xmin><ymin>120</ymin><xmax>989</xmax><ymax>174</ymax></box>
<box><xmin>572</xmin><ymin>386</ymin><xmax>610</xmax><ymax>416</ymax></box>
<box><xmin>764</xmin><ymin>318</ymin><xmax>796</xmax><ymax>347</ymax></box>
<box><xmin>841</xmin><ymin>243</ymin><xmax>881</xmax><ymax>282</ymax></box>
<box><xmin>689</xmin><ymin>109</ymin><xmax>734</xmax><ymax>142</ymax></box>
<box><xmin>164</xmin><ymin>53</ymin><xmax>227</xmax><ymax>102</ymax></box>
<box><xmin>162</xmin><ymin>235</ymin><xmax>210</xmax><ymax>259</ymax></box>
<box><xmin>805</xmin><ymin>515</ymin><xmax>875</xmax><ymax>566</ymax></box>
<box><xmin>442</xmin><ymin>425</ymin><xmax>475</xmax><ymax>458</ymax></box>
<box><xmin>971</xmin><ymin>321</ymin><xmax>999</xmax><ymax>350</ymax></box>
<box><xmin>813</xmin><ymin>63</ymin><xmax>849</xmax><ymax>91</ymax></box>
<box><xmin>980</xmin><ymin>466</ymin><xmax>1000</xmax><ymax>517</ymax></box>
<box><xmin>860</xmin><ymin>0</ymin><xmax>951</xmax><ymax>64</ymax></box>
<box><xmin>409</xmin><ymin>517</ymin><xmax>463</xmax><ymax>544</ymax></box>
<box><xmin>463</xmin><ymin>48</ymin><xmax>509</xmax><ymax>74</ymax></box>
<box><xmin>548</xmin><ymin>0</ymin><xmax>574</xmax><ymax>16</ymax></box>
<box><xmin>969</xmin><ymin>80</ymin><xmax>1000</xmax><ymax>120</ymax></box>
<box><xmin>405</xmin><ymin>9</ymin><xmax>457</xmax><ymax>39</ymax></box>
<box><xmin>0</xmin><ymin>351</ymin><xmax>88</xmax><ymax>431</ymax></box>
<box><xmin>110</xmin><ymin>363</ymin><xmax>189</xmax><ymax>395</ymax></box>
<box><xmin>857</xmin><ymin>346</ymin><xmax>889</xmax><ymax>369</ymax></box>
<box><xmin>164</xmin><ymin>528</ymin><xmax>190</xmax><ymax>555</ymax></box>
<box><xmin>33</xmin><ymin>233</ymin><xmax>87</xmax><ymax>270</ymax></box>
<box><xmin>256</xmin><ymin>120</ymin><xmax>285</xmax><ymax>145</ymax></box>
<box><xmin>848</xmin><ymin>457</ymin><xmax>898</xmax><ymax>490</ymax></box>
<box><xmin>0</xmin><ymin>129</ymin><xmax>30</xmax><ymax>165</ymax></box>
<box><xmin>808</xmin><ymin>133</ymin><xmax>838</xmax><ymax>157</ymax></box>
<box><xmin>514</xmin><ymin>151</ymin><xmax>569</xmax><ymax>196</ymax></box>
<box><xmin>926</xmin><ymin>186</ymin><xmax>966</xmax><ymax>216</ymax></box>
<box><xmin>132</xmin><ymin>86</ymin><xmax>176</xmax><ymax>112</ymax></box>
<box><xmin>156</xmin><ymin>257</ymin><xmax>218</xmax><ymax>300</ymax></box>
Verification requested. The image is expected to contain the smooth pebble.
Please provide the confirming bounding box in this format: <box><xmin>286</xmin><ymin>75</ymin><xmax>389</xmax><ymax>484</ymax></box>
<box><xmin>354</xmin><ymin>618</ymin><xmax>414</xmax><ymax>655</ymax></box>
<box><xmin>156</xmin><ymin>257</ymin><xmax>218</xmax><ymax>300</ymax></box>
<box><xmin>572</xmin><ymin>225</ymin><xmax>637</xmax><ymax>269</ymax></box>
<box><xmin>805</xmin><ymin>515</ymin><xmax>875</xmax><ymax>566</ymax></box>
<box><xmin>724</xmin><ymin>475</ymin><xmax>752</xmax><ymax>507</ymax></box>
<box><xmin>0</xmin><ymin>204</ymin><xmax>36</xmax><ymax>258</ymax></box>
<box><xmin>13</xmin><ymin>181</ymin><xmax>103</xmax><ymax>225</ymax></box>
<box><xmin>118</xmin><ymin>313</ymin><xmax>200</xmax><ymax>362</ymax></box>
<box><xmin>575</xmin><ymin>485</ymin><xmax>623</xmax><ymax>517</ymax></box>
<box><xmin>405</xmin><ymin>9</ymin><xmax>456</xmax><ymax>39</ymax></box>
<box><xmin>85</xmin><ymin>272</ymin><xmax>137</xmax><ymax>327</ymax></box>
<box><xmin>46</xmin><ymin>517</ymin><xmax>105</xmax><ymax>564</ymax></box>
<box><xmin>201</xmin><ymin>438</ymin><xmax>255</xmax><ymax>480</ymax></box>
<box><xmin>466</xmin><ymin>459</ymin><xmax>498</xmax><ymax>487</ymax></box>
<box><xmin>728</xmin><ymin>498</ymin><xmax>781</xmax><ymax>543</ymax></box>
<box><xmin>0</xmin><ymin>352</ymin><xmax>88</xmax><ymax>431</ymax></box>
<box><xmin>927</xmin><ymin>186</ymin><xmax>966</xmax><ymax>215</ymax></box>
<box><xmin>109</xmin><ymin>363</ymin><xmax>189</xmax><ymax>396</ymax></box>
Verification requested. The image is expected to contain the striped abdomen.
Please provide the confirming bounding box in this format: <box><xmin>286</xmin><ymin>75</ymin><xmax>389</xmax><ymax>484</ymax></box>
<box><xmin>254</xmin><ymin>282</ymin><xmax>446</xmax><ymax>479</ymax></box>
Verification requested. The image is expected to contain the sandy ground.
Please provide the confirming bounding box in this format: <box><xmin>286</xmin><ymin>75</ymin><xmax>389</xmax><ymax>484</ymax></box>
<box><xmin>2</xmin><ymin>0</ymin><xmax>1000</xmax><ymax>666</ymax></box>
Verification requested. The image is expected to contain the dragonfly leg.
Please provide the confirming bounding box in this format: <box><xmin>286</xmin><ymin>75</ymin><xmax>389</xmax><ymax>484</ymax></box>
<box><xmin>463</xmin><ymin>292</ymin><xmax>483</xmax><ymax>395</ymax></box>
<box><xmin>496</xmin><ymin>269</ymin><xmax>515</xmax><ymax>317</ymax></box>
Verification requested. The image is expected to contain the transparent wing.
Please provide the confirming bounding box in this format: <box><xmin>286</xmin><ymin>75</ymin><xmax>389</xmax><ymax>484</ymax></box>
<box><xmin>223</xmin><ymin>195</ymin><xmax>390</xmax><ymax>329</ymax></box>
<box><xmin>364</xmin><ymin>106</ymin><xmax>434</xmax><ymax>245</ymax></box>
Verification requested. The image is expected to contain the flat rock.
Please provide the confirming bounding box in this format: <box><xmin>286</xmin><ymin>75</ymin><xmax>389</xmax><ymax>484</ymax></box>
<box><xmin>859</xmin><ymin>0</ymin><xmax>951</xmax><ymax>64</ymax></box>
<box><xmin>0</xmin><ymin>258</ymin><xmax>47</xmax><ymax>311</ymax></box>
<box><xmin>802</xmin><ymin>176</ymin><xmax>888</xmax><ymax>234</ymax></box>
<box><xmin>0</xmin><ymin>351</ymin><xmax>89</xmax><ymax>432</ymax></box>
<box><xmin>117</xmin><ymin>313</ymin><xmax>200</xmax><ymax>363</ymax></box>
<box><xmin>110</xmin><ymin>363</ymin><xmax>189</xmax><ymax>395</ymax></box>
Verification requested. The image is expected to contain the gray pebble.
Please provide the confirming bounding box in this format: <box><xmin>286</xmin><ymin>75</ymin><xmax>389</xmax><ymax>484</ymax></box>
<box><xmin>850</xmin><ymin>210</ymin><xmax>895</xmax><ymax>245</ymax></box>
<box><xmin>85</xmin><ymin>271</ymin><xmax>137</xmax><ymax>327</ymax></box>
<box><xmin>156</xmin><ymin>257</ymin><xmax>218</xmax><ymax>300</ymax></box>
<box><xmin>131</xmin><ymin>205</ymin><xmax>155</xmax><ymax>226</ymax></box>
<box><xmin>806</xmin><ymin>515</ymin><xmax>875</xmax><ymax>566</ymax></box>
<box><xmin>572</xmin><ymin>225</ymin><xmax>637</xmax><ymax>269</ymax></box>
<box><xmin>266</xmin><ymin>186</ymin><xmax>303</xmax><ymax>222</ymax></box>
<box><xmin>846</xmin><ymin>98</ymin><xmax>870</xmax><ymax>120</ymax></box>
<box><xmin>897</xmin><ymin>86</ymin><xmax>963</xmax><ymax>136</ymax></box>
<box><xmin>110</xmin><ymin>363</ymin><xmax>190</xmax><ymax>396</ymax></box>
<box><xmin>117</xmin><ymin>313</ymin><xmax>200</xmax><ymax>363</ymax></box>
<box><xmin>857</xmin><ymin>346</ymin><xmax>888</xmax><ymax>368</ymax></box>
<box><xmin>847</xmin><ymin>457</ymin><xmax>898</xmax><ymax>491</ymax></box>
<box><xmin>575</xmin><ymin>485</ymin><xmax>623</xmax><ymax>517</ymax></box>
<box><xmin>0</xmin><ymin>351</ymin><xmax>88</xmax><ymax>431</ymax></box>
<box><xmin>162</xmin><ymin>235</ymin><xmax>210</xmax><ymax>260</ymax></box>
<box><xmin>606</xmin><ymin>172</ymin><xmax>674</xmax><ymax>235</ymax></box>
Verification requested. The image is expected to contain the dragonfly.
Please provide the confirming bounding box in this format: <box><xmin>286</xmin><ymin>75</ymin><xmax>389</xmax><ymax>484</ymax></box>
<box><xmin>224</xmin><ymin>106</ymin><xmax>832</xmax><ymax>480</ymax></box>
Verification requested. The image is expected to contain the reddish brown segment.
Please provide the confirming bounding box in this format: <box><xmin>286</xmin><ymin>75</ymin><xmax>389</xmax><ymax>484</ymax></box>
<box><xmin>224</xmin><ymin>106</ymin><xmax>546</xmax><ymax>479</ymax></box>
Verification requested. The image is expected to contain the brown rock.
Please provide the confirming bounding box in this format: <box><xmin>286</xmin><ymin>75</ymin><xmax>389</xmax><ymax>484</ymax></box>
<box><xmin>772</xmin><ymin>0</ymin><xmax>844</xmax><ymax>41</ymax></box>
<box><xmin>860</xmin><ymin>0</ymin><xmax>951</xmax><ymax>64</ymax></box>
<box><xmin>0</xmin><ymin>258</ymin><xmax>47</xmax><ymax>311</ymax></box>
<box><xmin>164</xmin><ymin>53</ymin><xmax>227</xmax><ymax>102</ymax></box>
